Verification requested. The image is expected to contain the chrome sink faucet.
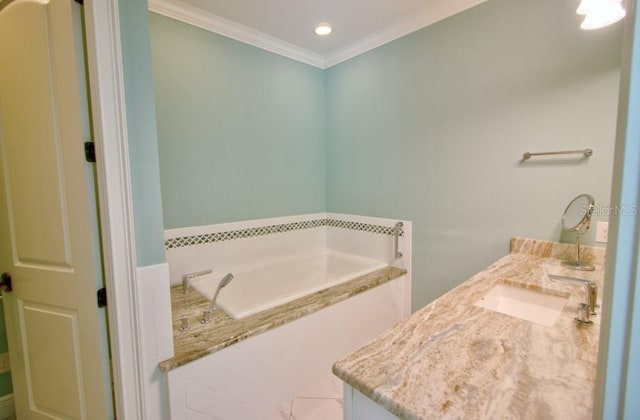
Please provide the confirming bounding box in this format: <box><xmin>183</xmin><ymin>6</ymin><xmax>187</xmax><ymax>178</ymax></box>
<box><xmin>549</xmin><ymin>274</ymin><xmax>597</xmax><ymax>324</ymax></box>
<box><xmin>182</xmin><ymin>269</ymin><xmax>213</xmax><ymax>293</ymax></box>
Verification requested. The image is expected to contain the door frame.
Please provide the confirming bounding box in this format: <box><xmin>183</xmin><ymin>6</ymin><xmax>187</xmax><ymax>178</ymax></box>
<box><xmin>0</xmin><ymin>0</ymin><xmax>145</xmax><ymax>416</ymax></box>
<box><xmin>82</xmin><ymin>1</ymin><xmax>145</xmax><ymax>418</ymax></box>
<box><xmin>593</xmin><ymin>0</ymin><xmax>640</xmax><ymax>418</ymax></box>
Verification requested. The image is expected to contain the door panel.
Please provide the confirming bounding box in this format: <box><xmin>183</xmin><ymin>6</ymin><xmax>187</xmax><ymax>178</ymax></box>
<box><xmin>0</xmin><ymin>2</ymin><xmax>71</xmax><ymax>269</ymax></box>
<box><xmin>21</xmin><ymin>302</ymin><xmax>83</xmax><ymax>419</ymax></box>
<box><xmin>0</xmin><ymin>1</ymin><xmax>114</xmax><ymax>419</ymax></box>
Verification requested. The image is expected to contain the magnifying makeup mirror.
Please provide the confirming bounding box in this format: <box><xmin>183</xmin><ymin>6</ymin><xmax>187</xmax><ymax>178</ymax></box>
<box><xmin>562</xmin><ymin>194</ymin><xmax>595</xmax><ymax>271</ymax></box>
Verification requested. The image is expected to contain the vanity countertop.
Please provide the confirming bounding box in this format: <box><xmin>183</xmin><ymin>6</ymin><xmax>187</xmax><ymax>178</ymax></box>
<box><xmin>332</xmin><ymin>237</ymin><xmax>606</xmax><ymax>419</ymax></box>
<box><xmin>159</xmin><ymin>265</ymin><xmax>407</xmax><ymax>372</ymax></box>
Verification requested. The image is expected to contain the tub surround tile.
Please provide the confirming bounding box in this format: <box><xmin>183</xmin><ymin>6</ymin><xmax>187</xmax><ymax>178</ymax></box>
<box><xmin>164</xmin><ymin>213</ymin><xmax>411</xmax><ymax>288</ymax></box>
<box><xmin>159</xmin><ymin>266</ymin><xmax>407</xmax><ymax>372</ymax></box>
<box><xmin>165</xmin><ymin>227</ymin><xmax>328</xmax><ymax>286</ymax></box>
<box><xmin>135</xmin><ymin>263</ymin><xmax>173</xmax><ymax>420</ymax></box>
<box><xmin>164</xmin><ymin>215</ymin><xmax>405</xmax><ymax>249</ymax></box>
<box><xmin>333</xmin><ymin>237</ymin><xmax>605</xmax><ymax>419</ymax></box>
<box><xmin>164</xmin><ymin>218</ymin><xmax>327</xmax><ymax>249</ymax></box>
<box><xmin>164</xmin><ymin>213</ymin><xmax>327</xmax><ymax>238</ymax></box>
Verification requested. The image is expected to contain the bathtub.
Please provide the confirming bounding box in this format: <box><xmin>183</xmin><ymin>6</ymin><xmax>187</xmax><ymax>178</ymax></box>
<box><xmin>163</xmin><ymin>214</ymin><xmax>412</xmax><ymax>419</ymax></box>
<box><xmin>167</xmin><ymin>267</ymin><xmax>410</xmax><ymax>420</ymax></box>
<box><xmin>190</xmin><ymin>250</ymin><xmax>387</xmax><ymax>319</ymax></box>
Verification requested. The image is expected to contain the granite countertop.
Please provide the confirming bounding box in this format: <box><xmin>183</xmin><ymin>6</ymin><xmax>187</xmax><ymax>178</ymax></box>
<box><xmin>159</xmin><ymin>265</ymin><xmax>407</xmax><ymax>372</ymax></box>
<box><xmin>332</xmin><ymin>237</ymin><xmax>606</xmax><ymax>420</ymax></box>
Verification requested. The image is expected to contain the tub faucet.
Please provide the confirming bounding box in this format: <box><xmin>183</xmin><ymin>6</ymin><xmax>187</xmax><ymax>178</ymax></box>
<box><xmin>549</xmin><ymin>274</ymin><xmax>597</xmax><ymax>324</ymax></box>
<box><xmin>182</xmin><ymin>269</ymin><xmax>213</xmax><ymax>293</ymax></box>
<box><xmin>394</xmin><ymin>221</ymin><xmax>403</xmax><ymax>259</ymax></box>
<box><xmin>201</xmin><ymin>273</ymin><xmax>234</xmax><ymax>324</ymax></box>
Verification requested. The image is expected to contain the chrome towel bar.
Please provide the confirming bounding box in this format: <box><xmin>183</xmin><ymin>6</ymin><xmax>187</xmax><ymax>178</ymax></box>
<box><xmin>522</xmin><ymin>148</ymin><xmax>593</xmax><ymax>161</ymax></box>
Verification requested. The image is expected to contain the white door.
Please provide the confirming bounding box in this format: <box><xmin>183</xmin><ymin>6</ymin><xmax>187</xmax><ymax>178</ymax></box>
<box><xmin>0</xmin><ymin>0</ymin><xmax>114</xmax><ymax>418</ymax></box>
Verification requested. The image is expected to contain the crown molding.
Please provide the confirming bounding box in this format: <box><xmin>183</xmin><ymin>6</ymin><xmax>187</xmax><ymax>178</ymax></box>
<box><xmin>148</xmin><ymin>0</ymin><xmax>325</xmax><ymax>68</ymax></box>
<box><xmin>325</xmin><ymin>0</ymin><xmax>488</xmax><ymax>68</ymax></box>
<box><xmin>148</xmin><ymin>0</ymin><xmax>487</xmax><ymax>70</ymax></box>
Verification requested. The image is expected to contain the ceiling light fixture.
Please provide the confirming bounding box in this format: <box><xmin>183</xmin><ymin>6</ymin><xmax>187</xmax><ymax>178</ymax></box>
<box><xmin>577</xmin><ymin>0</ymin><xmax>626</xmax><ymax>30</ymax></box>
<box><xmin>314</xmin><ymin>24</ymin><xmax>332</xmax><ymax>36</ymax></box>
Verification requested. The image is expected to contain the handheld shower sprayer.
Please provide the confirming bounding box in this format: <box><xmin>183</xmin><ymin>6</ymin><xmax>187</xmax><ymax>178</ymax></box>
<box><xmin>201</xmin><ymin>273</ymin><xmax>234</xmax><ymax>324</ymax></box>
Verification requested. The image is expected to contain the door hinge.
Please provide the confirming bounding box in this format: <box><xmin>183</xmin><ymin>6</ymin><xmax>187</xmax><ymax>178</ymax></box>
<box><xmin>97</xmin><ymin>288</ymin><xmax>107</xmax><ymax>308</ymax></box>
<box><xmin>84</xmin><ymin>142</ymin><xmax>96</xmax><ymax>163</ymax></box>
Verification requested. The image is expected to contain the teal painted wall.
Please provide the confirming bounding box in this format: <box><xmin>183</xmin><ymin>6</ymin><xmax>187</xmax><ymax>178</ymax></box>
<box><xmin>149</xmin><ymin>13</ymin><xmax>326</xmax><ymax>229</ymax></box>
<box><xmin>118</xmin><ymin>0</ymin><xmax>166</xmax><ymax>265</ymax></box>
<box><xmin>148</xmin><ymin>0</ymin><xmax>622</xmax><ymax>310</ymax></box>
<box><xmin>325</xmin><ymin>0</ymin><xmax>622</xmax><ymax>309</ymax></box>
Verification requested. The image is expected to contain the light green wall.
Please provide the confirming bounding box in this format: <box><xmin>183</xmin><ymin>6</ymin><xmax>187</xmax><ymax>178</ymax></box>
<box><xmin>148</xmin><ymin>0</ymin><xmax>622</xmax><ymax>310</ymax></box>
<box><xmin>118</xmin><ymin>0</ymin><xmax>166</xmax><ymax>265</ymax></box>
<box><xmin>325</xmin><ymin>0</ymin><xmax>622</xmax><ymax>309</ymax></box>
<box><xmin>149</xmin><ymin>13</ymin><xmax>326</xmax><ymax>228</ymax></box>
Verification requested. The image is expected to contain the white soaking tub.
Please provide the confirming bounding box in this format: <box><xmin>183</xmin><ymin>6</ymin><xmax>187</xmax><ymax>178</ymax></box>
<box><xmin>190</xmin><ymin>250</ymin><xmax>387</xmax><ymax>319</ymax></box>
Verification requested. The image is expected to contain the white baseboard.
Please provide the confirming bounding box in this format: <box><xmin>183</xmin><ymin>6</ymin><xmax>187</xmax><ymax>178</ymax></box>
<box><xmin>0</xmin><ymin>394</ymin><xmax>14</xmax><ymax>418</ymax></box>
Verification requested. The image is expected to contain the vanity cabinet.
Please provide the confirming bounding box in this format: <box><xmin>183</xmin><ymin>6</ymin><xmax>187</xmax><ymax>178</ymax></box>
<box><xmin>343</xmin><ymin>384</ymin><xmax>399</xmax><ymax>419</ymax></box>
<box><xmin>333</xmin><ymin>238</ymin><xmax>605</xmax><ymax>419</ymax></box>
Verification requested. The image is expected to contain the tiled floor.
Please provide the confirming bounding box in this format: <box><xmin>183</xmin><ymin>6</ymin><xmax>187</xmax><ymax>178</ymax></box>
<box><xmin>277</xmin><ymin>375</ymin><xmax>344</xmax><ymax>420</ymax></box>
<box><xmin>289</xmin><ymin>397</ymin><xmax>343</xmax><ymax>420</ymax></box>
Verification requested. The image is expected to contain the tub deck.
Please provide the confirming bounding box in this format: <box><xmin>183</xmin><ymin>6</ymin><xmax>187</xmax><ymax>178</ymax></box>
<box><xmin>159</xmin><ymin>265</ymin><xmax>406</xmax><ymax>372</ymax></box>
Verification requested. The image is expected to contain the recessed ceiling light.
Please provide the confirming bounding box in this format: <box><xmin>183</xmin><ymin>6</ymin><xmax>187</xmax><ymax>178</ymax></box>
<box><xmin>314</xmin><ymin>24</ymin><xmax>332</xmax><ymax>36</ymax></box>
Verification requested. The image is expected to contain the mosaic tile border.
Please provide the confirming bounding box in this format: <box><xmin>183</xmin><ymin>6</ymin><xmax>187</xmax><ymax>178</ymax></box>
<box><xmin>165</xmin><ymin>218</ymin><xmax>404</xmax><ymax>249</ymax></box>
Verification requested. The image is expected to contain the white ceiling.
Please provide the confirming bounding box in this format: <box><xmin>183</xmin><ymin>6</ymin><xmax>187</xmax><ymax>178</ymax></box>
<box><xmin>148</xmin><ymin>0</ymin><xmax>487</xmax><ymax>68</ymax></box>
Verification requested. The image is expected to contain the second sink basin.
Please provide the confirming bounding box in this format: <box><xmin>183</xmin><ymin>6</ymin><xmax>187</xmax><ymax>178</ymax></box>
<box><xmin>475</xmin><ymin>280</ymin><xmax>570</xmax><ymax>327</ymax></box>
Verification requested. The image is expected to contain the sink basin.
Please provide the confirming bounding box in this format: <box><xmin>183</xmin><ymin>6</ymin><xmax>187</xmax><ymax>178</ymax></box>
<box><xmin>475</xmin><ymin>280</ymin><xmax>570</xmax><ymax>327</ymax></box>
